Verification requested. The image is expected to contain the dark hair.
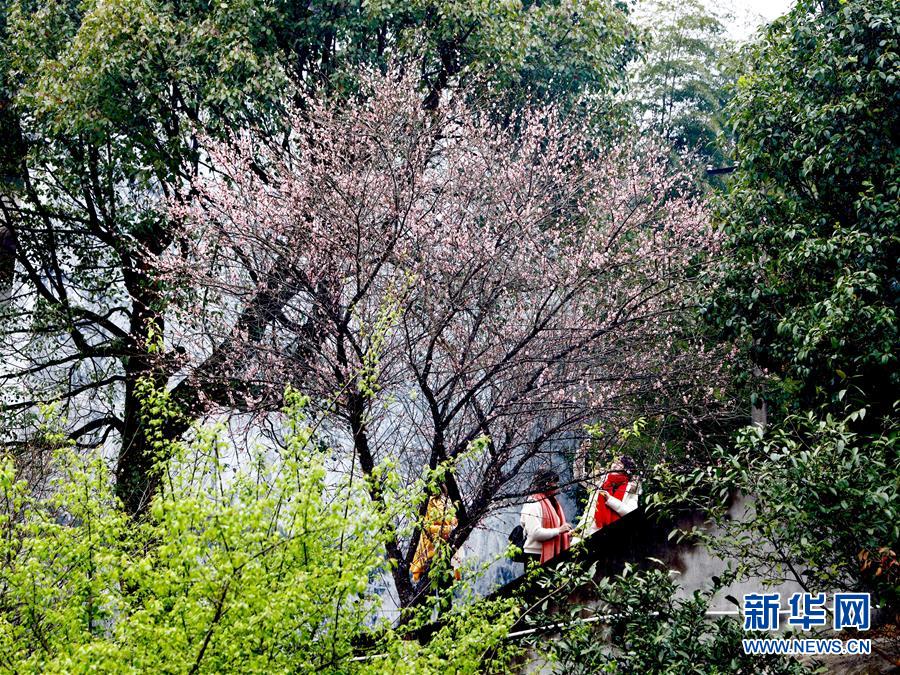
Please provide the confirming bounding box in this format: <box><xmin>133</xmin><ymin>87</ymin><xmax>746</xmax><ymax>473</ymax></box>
<box><xmin>530</xmin><ymin>469</ymin><xmax>559</xmax><ymax>493</ymax></box>
<box><xmin>619</xmin><ymin>455</ymin><xmax>637</xmax><ymax>475</ymax></box>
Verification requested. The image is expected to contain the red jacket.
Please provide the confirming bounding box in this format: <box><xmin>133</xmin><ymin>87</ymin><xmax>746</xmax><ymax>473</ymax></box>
<box><xmin>594</xmin><ymin>471</ymin><xmax>630</xmax><ymax>529</ymax></box>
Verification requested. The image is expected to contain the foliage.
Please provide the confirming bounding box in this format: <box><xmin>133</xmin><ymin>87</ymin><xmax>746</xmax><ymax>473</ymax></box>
<box><xmin>652</xmin><ymin>404</ymin><xmax>900</xmax><ymax>613</ymax></box>
<box><xmin>366</xmin><ymin>0</ymin><xmax>639</xmax><ymax>115</ymax></box>
<box><xmin>688</xmin><ymin>0</ymin><xmax>900</xmax><ymax>626</ymax></box>
<box><xmin>0</xmin><ymin>391</ymin><xmax>520</xmax><ymax>673</ymax></box>
<box><xmin>707</xmin><ymin>0</ymin><xmax>899</xmax><ymax>416</ymax></box>
<box><xmin>526</xmin><ymin>563</ymin><xmax>810</xmax><ymax>674</ymax></box>
<box><xmin>0</xmin><ymin>0</ymin><xmax>300</xmax><ymax>513</ymax></box>
<box><xmin>631</xmin><ymin>0</ymin><xmax>735</xmax><ymax>168</ymax></box>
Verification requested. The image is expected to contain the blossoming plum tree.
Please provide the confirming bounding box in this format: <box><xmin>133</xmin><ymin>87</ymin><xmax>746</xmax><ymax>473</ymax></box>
<box><xmin>0</xmin><ymin>0</ymin><xmax>637</xmax><ymax>517</ymax></box>
<box><xmin>160</xmin><ymin>70</ymin><xmax>723</xmax><ymax>605</ymax></box>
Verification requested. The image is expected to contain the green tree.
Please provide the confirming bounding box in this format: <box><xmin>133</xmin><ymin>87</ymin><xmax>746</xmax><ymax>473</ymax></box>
<box><xmin>0</xmin><ymin>0</ymin><xmax>294</xmax><ymax>515</ymax></box>
<box><xmin>631</xmin><ymin>0</ymin><xmax>735</xmax><ymax>167</ymax></box>
<box><xmin>668</xmin><ymin>0</ymin><xmax>900</xmax><ymax>625</ymax></box>
<box><xmin>708</xmin><ymin>0</ymin><xmax>899</xmax><ymax>417</ymax></box>
<box><xmin>368</xmin><ymin>0</ymin><xmax>639</xmax><ymax>113</ymax></box>
<box><xmin>653</xmin><ymin>405</ymin><xmax>900</xmax><ymax>614</ymax></box>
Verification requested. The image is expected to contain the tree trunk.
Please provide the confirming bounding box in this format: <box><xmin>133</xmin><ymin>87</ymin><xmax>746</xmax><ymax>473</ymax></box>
<box><xmin>0</xmin><ymin>226</ymin><xmax>14</xmax><ymax>300</ymax></box>
<box><xmin>115</xmin><ymin>254</ymin><xmax>168</xmax><ymax>516</ymax></box>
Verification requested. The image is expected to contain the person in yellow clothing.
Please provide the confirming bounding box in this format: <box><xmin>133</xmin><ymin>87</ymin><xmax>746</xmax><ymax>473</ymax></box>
<box><xmin>410</xmin><ymin>484</ymin><xmax>458</xmax><ymax>584</ymax></box>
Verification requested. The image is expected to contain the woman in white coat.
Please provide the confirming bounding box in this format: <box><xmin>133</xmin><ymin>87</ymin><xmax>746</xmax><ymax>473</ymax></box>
<box><xmin>519</xmin><ymin>470</ymin><xmax>573</xmax><ymax>567</ymax></box>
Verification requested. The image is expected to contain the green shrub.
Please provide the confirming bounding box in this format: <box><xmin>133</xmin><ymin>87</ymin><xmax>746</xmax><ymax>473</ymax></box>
<box><xmin>0</xmin><ymin>392</ymin><xmax>518</xmax><ymax>674</ymax></box>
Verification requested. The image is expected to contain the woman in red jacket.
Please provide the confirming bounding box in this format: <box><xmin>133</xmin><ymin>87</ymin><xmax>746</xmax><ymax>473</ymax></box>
<box><xmin>594</xmin><ymin>455</ymin><xmax>638</xmax><ymax>528</ymax></box>
<box><xmin>574</xmin><ymin>455</ymin><xmax>641</xmax><ymax>540</ymax></box>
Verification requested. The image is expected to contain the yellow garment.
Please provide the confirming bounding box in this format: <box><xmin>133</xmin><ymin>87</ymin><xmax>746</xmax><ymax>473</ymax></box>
<box><xmin>410</xmin><ymin>496</ymin><xmax>458</xmax><ymax>583</ymax></box>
